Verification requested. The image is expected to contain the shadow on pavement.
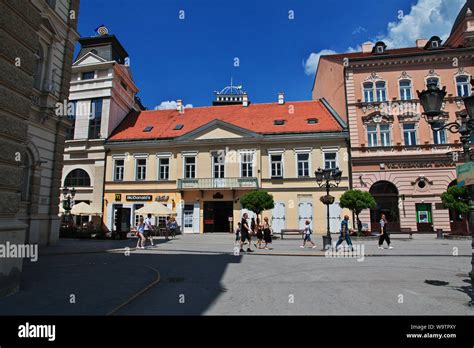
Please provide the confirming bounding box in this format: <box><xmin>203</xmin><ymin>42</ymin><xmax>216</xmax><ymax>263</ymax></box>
<box><xmin>0</xmin><ymin>250</ymin><xmax>242</xmax><ymax>316</ymax></box>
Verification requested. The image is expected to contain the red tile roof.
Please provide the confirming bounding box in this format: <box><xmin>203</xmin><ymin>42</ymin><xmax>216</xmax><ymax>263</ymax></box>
<box><xmin>108</xmin><ymin>100</ymin><xmax>344</xmax><ymax>141</ymax></box>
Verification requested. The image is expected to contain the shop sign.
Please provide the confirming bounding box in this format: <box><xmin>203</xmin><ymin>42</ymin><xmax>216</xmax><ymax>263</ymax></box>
<box><xmin>386</xmin><ymin>161</ymin><xmax>454</xmax><ymax>169</ymax></box>
<box><xmin>155</xmin><ymin>195</ymin><xmax>170</xmax><ymax>202</ymax></box>
<box><xmin>457</xmin><ymin>162</ymin><xmax>474</xmax><ymax>187</ymax></box>
<box><xmin>115</xmin><ymin>194</ymin><xmax>122</xmax><ymax>202</ymax></box>
<box><xmin>126</xmin><ymin>195</ymin><xmax>152</xmax><ymax>201</ymax></box>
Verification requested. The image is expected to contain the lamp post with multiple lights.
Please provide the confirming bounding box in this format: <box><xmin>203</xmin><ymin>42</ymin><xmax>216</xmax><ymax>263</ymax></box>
<box><xmin>417</xmin><ymin>78</ymin><xmax>474</xmax><ymax>306</ymax></box>
<box><xmin>62</xmin><ymin>187</ymin><xmax>77</xmax><ymax>224</ymax></box>
<box><xmin>315</xmin><ymin>167</ymin><xmax>343</xmax><ymax>250</ymax></box>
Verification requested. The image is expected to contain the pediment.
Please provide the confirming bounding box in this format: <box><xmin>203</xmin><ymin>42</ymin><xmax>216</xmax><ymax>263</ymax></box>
<box><xmin>73</xmin><ymin>52</ymin><xmax>107</xmax><ymax>66</ymax></box>
<box><xmin>178</xmin><ymin>120</ymin><xmax>262</xmax><ymax>141</ymax></box>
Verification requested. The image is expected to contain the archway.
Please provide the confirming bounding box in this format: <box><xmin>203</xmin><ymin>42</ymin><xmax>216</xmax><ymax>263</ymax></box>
<box><xmin>64</xmin><ymin>169</ymin><xmax>91</xmax><ymax>187</ymax></box>
<box><xmin>369</xmin><ymin>181</ymin><xmax>400</xmax><ymax>232</ymax></box>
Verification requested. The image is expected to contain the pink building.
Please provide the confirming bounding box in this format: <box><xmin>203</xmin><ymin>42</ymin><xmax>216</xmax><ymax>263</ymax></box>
<box><xmin>313</xmin><ymin>1</ymin><xmax>474</xmax><ymax>233</ymax></box>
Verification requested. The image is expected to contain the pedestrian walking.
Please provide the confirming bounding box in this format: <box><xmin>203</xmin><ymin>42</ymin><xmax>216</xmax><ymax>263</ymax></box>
<box><xmin>255</xmin><ymin>217</ymin><xmax>264</xmax><ymax>249</ymax></box>
<box><xmin>300</xmin><ymin>220</ymin><xmax>317</xmax><ymax>249</ymax></box>
<box><xmin>235</xmin><ymin>222</ymin><xmax>241</xmax><ymax>244</ymax></box>
<box><xmin>240</xmin><ymin>213</ymin><xmax>253</xmax><ymax>253</ymax></box>
<box><xmin>168</xmin><ymin>216</ymin><xmax>178</xmax><ymax>239</ymax></box>
<box><xmin>262</xmin><ymin>217</ymin><xmax>272</xmax><ymax>250</ymax></box>
<box><xmin>135</xmin><ymin>216</ymin><xmax>146</xmax><ymax>249</ymax></box>
<box><xmin>336</xmin><ymin>215</ymin><xmax>354</xmax><ymax>251</ymax></box>
<box><xmin>378</xmin><ymin>214</ymin><xmax>393</xmax><ymax>249</ymax></box>
<box><xmin>143</xmin><ymin>213</ymin><xmax>155</xmax><ymax>247</ymax></box>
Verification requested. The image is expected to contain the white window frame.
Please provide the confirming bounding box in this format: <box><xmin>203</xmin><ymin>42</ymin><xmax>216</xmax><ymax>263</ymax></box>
<box><xmin>268</xmin><ymin>149</ymin><xmax>285</xmax><ymax>179</ymax></box>
<box><xmin>211</xmin><ymin>151</ymin><xmax>226</xmax><ymax>179</ymax></box>
<box><xmin>239</xmin><ymin>150</ymin><xmax>256</xmax><ymax>178</ymax></box>
<box><xmin>156</xmin><ymin>153</ymin><xmax>172</xmax><ymax>181</ymax></box>
<box><xmin>432</xmin><ymin>122</ymin><xmax>447</xmax><ymax>145</ymax></box>
<box><xmin>399</xmin><ymin>79</ymin><xmax>413</xmax><ymax>101</ymax></box>
<box><xmin>456</xmin><ymin>75</ymin><xmax>471</xmax><ymax>98</ymax></box>
<box><xmin>112</xmin><ymin>155</ymin><xmax>125</xmax><ymax>182</ymax></box>
<box><xmin>403</xmin><ymin>123</ymin><xmax>417</xmax><ymax>146</ymax></box>
<box><xmin>321</xmin><ymin>147</ymin><xmax>339</xmax><ymax>169</ymax></box>
<box><xmin>183</xmin><ymin>156</ymin><xmax>197</xmax><ymax>179</ymax></box>
<box><xmin>134</xmin><ymin>154</ymin><xmax>148</xmax><ymax>181</ymax></box>
<box><xmin>363</xmin><ymin>82</ymin><xmax>374</xmax><ymax>103</ymax></box>
<box><xmin>367</xmin><ymin>125</ymin><xmax>378</xmax><ymax>147</ymax></box>
<box><xmin>375</xmin><ymin>81</ymin><xmax>388</xmax><ymax>102</ymax></box>
<box><xmin>295</xmin><ymin>148</ymin><xmax>312</xmax><ymax>178</ymax></box>
<box><xmin>379</xmin><ymin>124</ymin><xmax>391</xmax><ymax>147</ymax></box>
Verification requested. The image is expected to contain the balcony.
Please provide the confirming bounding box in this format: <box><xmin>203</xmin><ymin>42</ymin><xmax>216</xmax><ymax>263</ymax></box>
<box><xmin>177</xmin><ymin>177</ymin><xmax>259</xmax><ymax>190</ymax></box>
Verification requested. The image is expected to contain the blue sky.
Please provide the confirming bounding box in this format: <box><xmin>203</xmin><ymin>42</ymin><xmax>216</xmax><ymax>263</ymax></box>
<box><xmin>76</xmin><ymin>0</ymin><xmax>465</xmax><ymax>109</ymax></box>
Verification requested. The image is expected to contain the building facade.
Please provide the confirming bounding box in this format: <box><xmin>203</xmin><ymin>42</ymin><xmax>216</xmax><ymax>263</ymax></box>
<box><xmin>0</xmin><ymin>0</ymin><xmax>79</xmax><ymax>296</ymax></box>
<box><xmin>60</xmin><ymin>31</ymin><xmax>143</xmax><ymax>229</ymax></box>
<box><xmin>103</xmin><ymin>95</ymin><xmax>350</xmax><ymax>235</ymax></box>
<box><xmin>313</xmin><ymin>1</ymin><xmax>474</xmax><ymax>233</ymax></box>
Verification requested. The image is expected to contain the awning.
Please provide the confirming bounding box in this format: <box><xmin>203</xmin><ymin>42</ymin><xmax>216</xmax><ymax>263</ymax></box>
<box><xmin>135</xmin><ymin>202</ymin><xmax>174</xmax><ymax>216</ymax></box>
<box><xmin>71</xmin><ymin>202</ymin><xmax>101</xmax><ymax>216</ymax></box>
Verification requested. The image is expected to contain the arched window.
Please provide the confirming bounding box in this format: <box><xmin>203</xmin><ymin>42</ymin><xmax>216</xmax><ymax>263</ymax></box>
<box><xmin>399</xmin><ymin>79</ymin><xmax>412</xmax><ymax>100</ymax></box>
<box><xmin>363</xmin><ymin>82</ymin><xmax>374</xmax><ymax>102</ymax></box>
<box><xmin>369</xmin><ymin>181</ymin><xmax>400</xmax><ymax>232</ymax></box>
<box><xmin>376</xmin><ymin>81</ymin><xmax>387</xmax><ymax>102</ymax></box>
<box><xmin>456</xmin><ymin>76</ymin><xmax>471</xmax><ymax>97</ymax></box>
<box><xmin>64</xmin><ymin>169</ymin><xmax>91</xmax><ymax>187</ymax></box>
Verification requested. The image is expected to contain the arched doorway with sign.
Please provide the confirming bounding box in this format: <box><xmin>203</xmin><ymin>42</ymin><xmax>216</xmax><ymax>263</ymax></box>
<box><xmin>369</xmin><ymin>181</ymin><xmax>400</xmax><ymax>233</ymax></box>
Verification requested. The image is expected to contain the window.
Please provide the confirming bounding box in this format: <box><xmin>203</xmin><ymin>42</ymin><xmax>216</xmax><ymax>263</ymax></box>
<box><xmin>174</xmin><ymin>124</ymin><xmax>184</xmax><ymax>130</ymax></box>
<box><xmin>324</xmin><ymin>152</ymin><xmax>337</xmax><ymax>169</ymax></box>
<box><xmin>367</xmin><ymin>125</ymin><xmax>378</xmax><ymax>147</ymax></box>
<box><xmin>136</xmin><ymin>158</ymin><xmax>147</xmax><ymax>181</ymax></box>
<box><xmin>143</xmin><ymin>126</ymin><xmax>153</xmax><ymax>132</ymax></box>
<box><xmin>64</xmin><ymin>169</ymin><xmax>90</xmax><ymax>187</ymax></box>
<box><xmin>376</xmin><ymin>81</ymin><xmax>387</xmax><ymax>102</ymax></box>
<box><xmin>66</xmin><ymin>101</ymin><xmax>76</xmax><ymax>140</ymax></box>
<box><xmin>380</xmin><ymin>124</ymin><xmax>391</xmax><ymax>147</ymax></box>
<box><xmin>33</xmin><ymin>46</ymin><xmax>44</xmax><ymax>90</ymax></box>
<box><xmin>184</xmin><ymin>157</ymin><xmax>196</xmax><ymax>179</ymax></box>
<box><xmin>274</xmin><ymin>120</ymin><xmax>285</xmax><ymax>126</ymax></box>
<box><xmin>241</xmin><ymin>152</ymin><xmax>254</xmax><ymax>178</ymax></box>
<box><xmin>399</xmin><ymin>80</ymin><xmax>412</xmax><ymax>100</ymax></box>
<box><xmin>82</xmin><ymin>71</ymin><xmax>95</xmax><ymax>80</ymax></box>
<box><xmin>297</xmin><ymin>153</ymin><xmax>310</xmax><ymax>177</ymax></box>
<box><xmin>456</xmin><ymin>76</ymin><xmax>471</xmax><ymax>97</ymax></box>
<box><xmin>432</xmin><ymin>122</ymin><xmax>447</xmax><ymax>145</ymax></box>
<box><xmin>427</xmin><ymin>77</ymin><xmax>439</xmax><ymax>87</ymax></box>
<box><xmin>212</xmin><ymin>154</ymin><xmax>225</xmax><ymax>179</ymax></box>
<box><xmin>114</xmin><ymin>159</ymin><xmax>124</xmax><ymax>181</ymax></box>
<box><xmin>307</xmin><ymin>118</ymin><xmax>318</xmax><ymax>124</ymax></box>
<box><xmin>158</xmin><ymin>158</ymin><xmax>170</xmax><ymax>180</ymax></box>
<box><xmin>88</xmin><ymin>98</ymin><xmax>103</xmax><ymax>139</ymax></box>
<box><xmin>270</xmin><ymin>154</ymin><xmax>283</xmax><ymax>178</ymax></box>
<box><xmin>403</xmin><ymin>124</ymin><xmax>417</xmax><ymax>146</ymax></box>
<box><xmin>363</xmin><ymin>82</ymin><xmax>374</xmax><ymax>102</ymax></box>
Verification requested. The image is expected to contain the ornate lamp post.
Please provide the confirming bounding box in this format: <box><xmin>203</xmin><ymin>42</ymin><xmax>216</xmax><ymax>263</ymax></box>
<box><xmin>417</xmin><ymin>78</ymin><xmax>474</xmax><ymax>306</ymax></box>
<box><xmin>315</xmin><ymin>167</ymin><xmax>342</xmax><ymax>250</ymax></box>
<box><xmin>62</xmin><ymin>187</ymin><xmax>76</xmax><ymax>224</ymax></box>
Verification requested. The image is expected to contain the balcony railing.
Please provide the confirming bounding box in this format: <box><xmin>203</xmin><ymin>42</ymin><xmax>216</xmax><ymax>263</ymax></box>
<box><xmin>177</xmin><ymin>177</ymin><xmax>259</xmax><ymax>190</ymax></box>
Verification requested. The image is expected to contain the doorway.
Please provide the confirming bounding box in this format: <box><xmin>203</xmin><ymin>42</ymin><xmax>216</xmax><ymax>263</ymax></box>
<box><xmin>369</xmin><ymin>181</ymin><xmax>400</xmax><ymax>233</ymax></box>
<box><xmin>204</xmin><ymin>201</ymin><xmax>233</xmax><ymax>233</ymax></box>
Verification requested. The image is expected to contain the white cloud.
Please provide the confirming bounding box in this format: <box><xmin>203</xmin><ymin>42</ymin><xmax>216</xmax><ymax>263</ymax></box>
<box><xmin>304</xmin><ymin>0</ymin><xmax>465</xmax><ymax>75</ymax></box>
<box><xmin>303</xmin><ymin>49</ymin><xmax>337</xmax><ymax>75</ymax></box>
<box><xmin>377</xmin><ymin>0</ymin><xmax>465</xmax><ymax>48</ymax></box>
<box><xmin>154</xmin><ymin>100</ymin><xmax>193</xmax><ymax>110</ymax></box>
<box><xmin>352</xmin><ymin>26</ymin><xmax>367</xmax><ymax>35</ymax></box>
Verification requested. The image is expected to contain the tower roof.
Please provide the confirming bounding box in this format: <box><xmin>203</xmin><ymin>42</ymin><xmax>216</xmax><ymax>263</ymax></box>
<box><xmin>450</xmin><ymin>0</ymin><xmax>474</xmax><ymax>35</ymax></box>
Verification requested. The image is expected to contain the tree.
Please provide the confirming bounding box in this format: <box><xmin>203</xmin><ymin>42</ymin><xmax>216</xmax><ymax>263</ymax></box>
<box><xmin>339</xmin><ymin>190</ymin><xmax>376</xmax><ymax>235</ymax></box>
<box><xmin>441</xmin><ymin>185</ymin><xmax>470</xmax><ymax>234</ymax></box>
<box><xmin>240</xmin><ymin>190</ymin><xmax>275</xmax><ymax>221</ymax></box>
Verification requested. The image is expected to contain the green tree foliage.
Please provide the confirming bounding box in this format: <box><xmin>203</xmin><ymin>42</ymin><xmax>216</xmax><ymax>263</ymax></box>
<box><xmin>240</xmin><ymin>191</ymin><xmax>275</xmax><ymax>219</ymax></box>
<box><xmin>339</xmin><ymin>190</ymin><xmax>376</xmax><ymax>234</ymax></box>
<box><xmin>441</xmin><ymin>185</ymin><xmax>470</xmax><ymax>215</ymax></box>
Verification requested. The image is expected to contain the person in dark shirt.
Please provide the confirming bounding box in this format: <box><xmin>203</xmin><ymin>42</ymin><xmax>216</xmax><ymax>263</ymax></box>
<box><xmin>240</xmin><ymin>213</ymin><xmax>253</xmax><ymax>253</ymax></box>
<box><xmin>378</xmin><ymin>214</ymin><xmax>393</xmax><ymax>249</ymax></box>
<box><xmin>336</xmin><ymin>215</ymin><xmax>354</xmax><ymax>251</ymax></box>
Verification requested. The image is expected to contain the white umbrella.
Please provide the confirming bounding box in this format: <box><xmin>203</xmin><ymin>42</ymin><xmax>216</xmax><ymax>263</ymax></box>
<box><xmin>136</xmin><ymin>202</ymin><xmax>174</xmax><ymax>216</ymax></box>
<box><xmin>71</xmin><ymin>202</ymin><xmax>100</xmax><ymax>216</ymax></box>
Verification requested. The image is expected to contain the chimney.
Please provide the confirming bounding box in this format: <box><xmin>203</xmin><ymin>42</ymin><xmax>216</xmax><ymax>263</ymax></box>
<box><xmin>177</xmin><ymin>99</ymin><xmax>184</xmax><ymax>113</ymax></box>
<box><xmin>416</xmin><ymin>38</ymin><xmax>428</xmax><ymax>48</ymax></box>
<box><xmin>362</xmin><ymin>42</ymin><xmax>373</xmax><ymax>53</ymax></box>
<box><xmin>242</xmin><ymin>94</ymin><xmax>248</xmax><ymax>107</ymax></box>
<box><xmin>278</xmin><ymin>92</ymin><xmax>285</xmax><ymax>105</ymax></box>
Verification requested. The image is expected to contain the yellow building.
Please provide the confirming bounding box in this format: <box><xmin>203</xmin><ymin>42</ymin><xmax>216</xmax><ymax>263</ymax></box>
<box><xmin>103</xmin><ymin>93</ymin><xmax>350</xmax><ymax>235</ymax></box>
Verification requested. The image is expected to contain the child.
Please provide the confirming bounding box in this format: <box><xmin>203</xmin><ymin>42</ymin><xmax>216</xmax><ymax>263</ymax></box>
<box><xmin>235</xmin><ymin>222</ymin><xmax>241</xmax><ymax>245</ymax></box>
<box><xmin>300</xmin><ymin>220</ymin><xmax>317</xmax><ymax>249</ymax></box>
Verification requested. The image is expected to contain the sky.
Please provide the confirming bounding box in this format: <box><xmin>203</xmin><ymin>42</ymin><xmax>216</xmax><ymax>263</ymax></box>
<box><xmin>76</xmin><ymin>0</ymin><xmax>466</xmax><ymax>109</ymax></box>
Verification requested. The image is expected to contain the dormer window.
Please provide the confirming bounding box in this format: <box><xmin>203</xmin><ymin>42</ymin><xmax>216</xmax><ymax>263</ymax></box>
<box><xmin>274</xmin><ymin>119</ymin><xmax>285</xmax><ymax>126</ymax></box>
<box><xmin>372</xmin><ymin>41</ymin><xmax>387</xmax><ymax>55</ymax></box>
<box><xmin>307</xmin><ymin>118</ymin><xmax>318</xmax><ymax>124</ymax></box>
<box><xmin>424</xmin><ymin>36</ymin><xmax>442</xmax><ymax>50</ymax></box>
<box><xmin>174</xmin><ymin>124</ymin><xmax>184</xmax><ymax>130</ymax></box>
<box><xmin>143</xmin><ymin>126</ymin><xmax>153</xmax><ymax>132</ymax></box>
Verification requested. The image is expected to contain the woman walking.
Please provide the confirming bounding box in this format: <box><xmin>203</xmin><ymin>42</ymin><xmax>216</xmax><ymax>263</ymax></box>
<box><xmin>262</xmin><ymin>217</ymin><xmax>272</xmax><ymax>250</ymax></box>
<box><xmin>300</xmin><ymin>220</ymin><xmax>317</xmax><ymax>249</ymax></box>
<box><xmin>378</xmin><ymin>214</ymin><xmax>393</xmax><ymax>249</ymax></box>
<box><xmin>135</xmin><ymin>216</ymin><xmax>146</xmax><ymax>249</ymax></box>
<box><xmin>255</xmin><ymin>217</ymin><xmax>264</xmax><ymax>249</ymax></box>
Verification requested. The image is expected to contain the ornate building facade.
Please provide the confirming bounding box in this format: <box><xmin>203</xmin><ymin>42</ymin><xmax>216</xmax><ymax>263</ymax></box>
<box><xmin>313</xmin><ymin>1</ymin><xmax>474</xmax><ymax>233</ymax></box>
<box><xmin>0</xmin><ymin>0</ymin><xmax>80</xmax><ymax>296</ymax></box>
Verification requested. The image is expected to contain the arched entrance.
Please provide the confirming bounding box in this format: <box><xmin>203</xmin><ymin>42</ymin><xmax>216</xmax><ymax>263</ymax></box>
<box><xmin>447</xmin><ymin>180</ymin><xmax>470</xmax><ymax>235</ymax></box>
<box><xmin>369</xmin><ymin>181</ymin><xmax>400</xmax><ymax>233</ymax></box>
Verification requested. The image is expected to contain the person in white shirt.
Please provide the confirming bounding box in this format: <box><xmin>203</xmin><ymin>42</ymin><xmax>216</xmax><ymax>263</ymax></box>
<box><xmin>300</xmin><ymin>220</ymin><xmax>317</xmax><ymax>249</ymax></box>
<box><xmin>143</xmin><ymin>213</ymin><xmax>155</xmax><ymax>247</ymax></box>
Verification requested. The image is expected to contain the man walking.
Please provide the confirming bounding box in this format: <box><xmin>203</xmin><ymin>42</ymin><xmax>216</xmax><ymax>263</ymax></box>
<box><xmin>336</xmin><ymin>215</ymin><xmax>353</xmax><ymax>251</ymax></box>
<box><xmin>144</xmin><ymin>213</ymin><xmax>155</xmax><ymax>247</ymax></box>
<box><xmin>378</xmin><ymin>214</ymin><xmax>393</xmax><ymax>249</ymax></box>
<box><xmin>240</xmin><ymin>213</ymin><xmax>253</xmax><ymax>253</ymax></box>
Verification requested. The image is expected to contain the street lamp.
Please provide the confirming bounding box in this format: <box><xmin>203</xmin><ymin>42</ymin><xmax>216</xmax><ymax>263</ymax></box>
<box><xmin>62</xmin><ymin>187</ymin><xmax>76</xmax><ymax>223</ymax></box>
<box><xmin>417</xmin><ymin>78</ymin><xmax>474</xmax><ymax>306</ymax></box>
<box><xmin>315</xmin><ymin>167</ymin><xmax>343</xmax><ymax>250</ymax></box>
